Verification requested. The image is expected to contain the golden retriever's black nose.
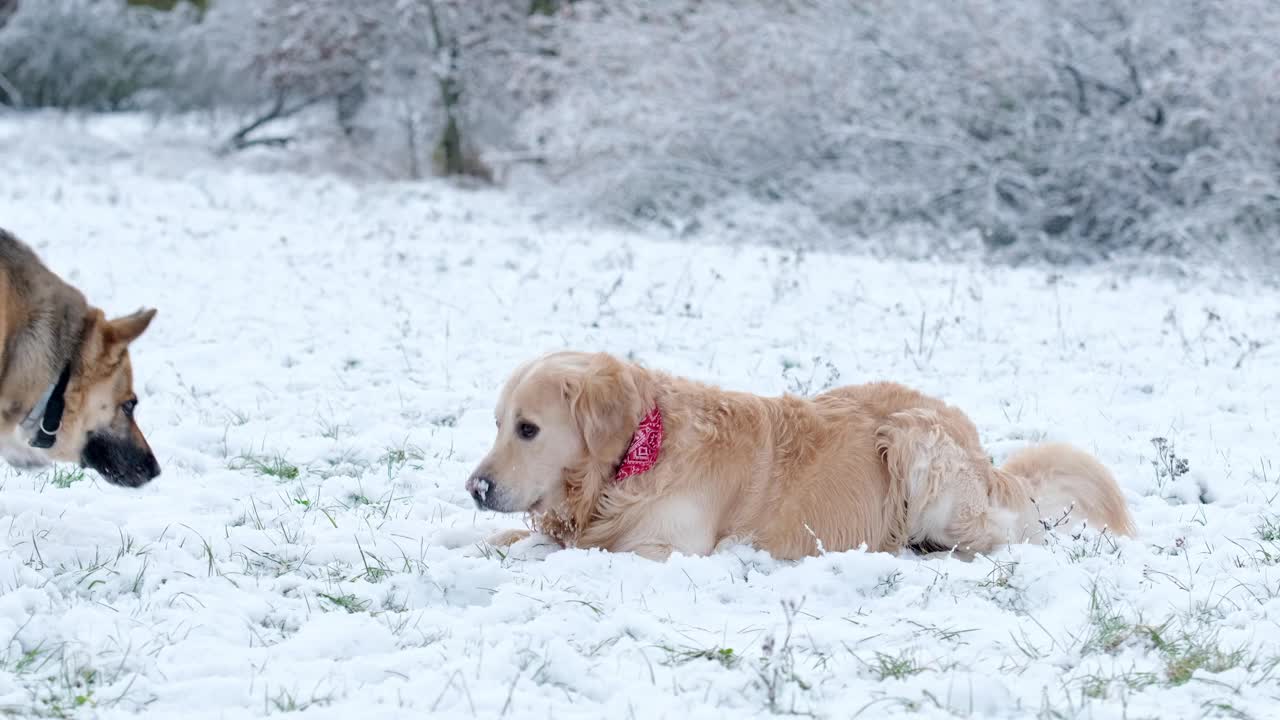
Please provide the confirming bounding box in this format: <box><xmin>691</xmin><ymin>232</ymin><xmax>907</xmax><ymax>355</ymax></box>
<box><xmin>466</xmin><ymin>474</ymin><xmax>492</xmax><ymax>509</ymax></box>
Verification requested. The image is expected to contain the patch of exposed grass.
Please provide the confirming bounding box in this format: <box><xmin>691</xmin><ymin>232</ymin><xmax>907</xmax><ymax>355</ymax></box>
<box><xmin>318</xmin><ymin>592</ymin><xmax>369</xmax><ymax>614</ymax></box>
<box><xmin>231</xmin><ymin>452</ymin><xmax>301</xmax><ymax>481</ymax></box>
<box><xmin>1081</xmin><ymin>585</ymin><xmax>1251</xmax><ymax>686</ymax></box>
<box><xmin>268</xmin><ymin>687</ymin><xmax>333</xmax><ymax>714</ymax></box>
<box><xmin>753</xmin><ymin>599</ymin><xmax>812</xmax><ymax>714</ymax></box>
<box><xmin>380</xmin><ymin>441</ymin><xmax>424</xmax><ymax>480</ymax></box>
<box><xmin>1075</xmin><ymin>667</ymin><xmax>1159</xmax><ymax>699</ymax></box>
<box><xmin>659</xmin><ymin>644</ymin><xmax>740</xmax><ymax>669</ymax></box>
<box><xmin>1256</xmin><ymin>514</ymin><xmax>1280</xmax><ymax>543</ymax></box>
<box><xmin>1160</xmin><ymin>631</ymin><xmax>1248</xmax><ymax>686</ymax></box>
<box><xmin>1082</xmin><ymin>586</ymin><xmax>1136</xmax><ymax>655</ymax></box>
<box><xmin>50</xmin><ymin>467</ymin><xmax>86</xmax><ymax>489</ymax></box>
<box><xmin>862</xmin><ymin>650</ymin><xmax>925</xmax><ymax>681</ymax></box>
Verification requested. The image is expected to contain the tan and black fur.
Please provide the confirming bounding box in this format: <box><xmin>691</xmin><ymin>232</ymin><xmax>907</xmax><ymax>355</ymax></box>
<box><xmin>0</xmin><ymin>228</ymin><xmax>159</xmax><ymax>486</ymax></box>
<box><xmin>467</xmin><ymin>352</ymin><xmax>1134</xmax><ymax>561</ymax></box>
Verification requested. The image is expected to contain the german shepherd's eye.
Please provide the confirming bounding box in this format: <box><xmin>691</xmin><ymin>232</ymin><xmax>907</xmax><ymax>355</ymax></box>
<box><xmin>516</xmin><ymin>421</ymin><xmax>539</xmax><ymax>441</ymax></box>
<box><xmin>122</xmin><ymin>398</ymin><xmax>138</xmax><ymax>418</ymax></box>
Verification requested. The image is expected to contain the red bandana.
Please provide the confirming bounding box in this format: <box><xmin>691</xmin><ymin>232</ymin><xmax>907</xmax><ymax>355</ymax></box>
<box><xmin>615</xmin><ymin>406</ymin><xmax>663</xmax><ymax>482</ymax></box>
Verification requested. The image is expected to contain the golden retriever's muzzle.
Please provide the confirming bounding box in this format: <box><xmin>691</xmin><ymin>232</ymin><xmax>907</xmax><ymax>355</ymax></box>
<box><xmin>466</xmin><ymin>472</ymin><xmax>522</xmax><ymax>512</ymax></box>
<box><xmin>466</xmin><ymin>473</ymin><xmax>495</xmax><ymax>510</ymax></box>
<box><xmin>82</xmin><ymin>431</ymin><xmax>161</xmax><ymax>487</ymax></box>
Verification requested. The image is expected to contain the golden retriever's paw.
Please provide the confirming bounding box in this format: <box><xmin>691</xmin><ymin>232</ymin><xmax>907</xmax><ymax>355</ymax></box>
<box><xmin>468</xmin><ymin>529</ymin><xmax>562</xmax><ymax>561</ymax></box>
<box><xmin>629</xmin><ymin>544</ymin><xmax>675</xmax><ymax>562</ymax></box>
<box><xmin>487</xmin><ymin>529</ymin><xmax>532</xmax><ymax>547</ymax></box>
<box><xmin>713</xmin><ymin>534</ymin><xmax>756</xmax><ymax>555</ymax></box>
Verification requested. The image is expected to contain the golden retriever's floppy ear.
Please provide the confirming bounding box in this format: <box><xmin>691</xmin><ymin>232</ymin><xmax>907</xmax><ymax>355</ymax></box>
<box><xmin>564</xmin><ymin>353</ymin><xmax>643</xmax><ymax>464</ymax></box>
<box><xmin>106</xmin><ymin>308</ymin><xmax>157</xmax><ymax>346</ymax></box>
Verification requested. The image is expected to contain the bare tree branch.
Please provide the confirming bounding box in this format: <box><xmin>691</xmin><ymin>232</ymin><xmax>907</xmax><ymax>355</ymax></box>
<box><xmin>221</xmin><ymin>91</ymin><xmax>326</xmax><ymax>154</ymax></box>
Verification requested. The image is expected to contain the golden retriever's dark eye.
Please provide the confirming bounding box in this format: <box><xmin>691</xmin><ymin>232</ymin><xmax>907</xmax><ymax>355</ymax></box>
<box><xmin>517</xmin><ymin>421</ymin><xmax>539</xmax><ymax>441</ymax></box>
<box><xmin>122</xmin><ymin>398</ymin><xmax>138</xmax><ymax>418</ymax></box>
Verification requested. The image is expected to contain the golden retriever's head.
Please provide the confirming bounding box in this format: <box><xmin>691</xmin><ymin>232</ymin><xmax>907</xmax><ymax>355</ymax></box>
<box><xmin>51</xmin><ymin>308</ymin><xmax>161</xmax><ymax>487</ymax></box>
<box><xmin>466</xmin><ymin>352</ymin><xmax>646</xmax><ymax>524</ymax></box>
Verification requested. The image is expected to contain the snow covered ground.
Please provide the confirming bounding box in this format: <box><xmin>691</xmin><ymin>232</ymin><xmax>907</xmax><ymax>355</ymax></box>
<box><xmin>0</xmin><ymin>115</ymin><xmax>1278</xmax><ymax>719</ymax></box>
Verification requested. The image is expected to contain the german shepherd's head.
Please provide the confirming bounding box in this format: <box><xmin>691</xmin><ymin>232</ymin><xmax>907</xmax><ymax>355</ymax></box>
<box><xmin>47</xmin><ymin>308</ymin><xmax>161</xmax><ymax>487</ymax></box>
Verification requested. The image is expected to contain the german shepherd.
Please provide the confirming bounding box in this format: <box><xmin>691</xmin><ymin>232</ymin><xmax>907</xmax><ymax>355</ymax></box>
<box><xmin>0</xmin><ymin>229</ymin><xmax>160</xmax><ymax>487</ymax></box>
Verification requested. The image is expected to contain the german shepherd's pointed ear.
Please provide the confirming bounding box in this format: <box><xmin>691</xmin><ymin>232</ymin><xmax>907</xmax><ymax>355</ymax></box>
<box><xmin>106</xmin><ymin>308</ymin><xmax>157</xmax><ymax>346</ymax></box>
<box><xmin>563</xmin><ymin>353</ymin><xmax>643</xmax><ymax>464</ymax></box>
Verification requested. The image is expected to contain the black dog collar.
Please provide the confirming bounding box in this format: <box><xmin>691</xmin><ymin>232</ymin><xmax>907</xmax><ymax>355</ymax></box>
<box><xmin>30</xmin><ymin>364</ymin><xmax>72</xmax><ymax>449</ymax></box>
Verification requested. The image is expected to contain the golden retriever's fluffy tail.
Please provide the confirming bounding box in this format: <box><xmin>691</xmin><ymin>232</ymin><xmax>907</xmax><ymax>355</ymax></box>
<box><xmin>1000</xmin><ymin>443</ymin><xmax>1135</xmax><ymax>538</ymax></box>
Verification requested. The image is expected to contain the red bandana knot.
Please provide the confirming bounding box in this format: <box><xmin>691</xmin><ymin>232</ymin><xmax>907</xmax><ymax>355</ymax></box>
<box><xmin>615</xmin><ymin>406</ymin><xmax>663</xmax><ymax>482</ymax></box>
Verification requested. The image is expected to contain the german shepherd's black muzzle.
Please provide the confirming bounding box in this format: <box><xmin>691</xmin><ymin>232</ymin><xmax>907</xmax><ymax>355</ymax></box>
<box><xmin>82</xmin><ymin>431</ymin><xmax>161</xmax><ymax>487</ymax></box>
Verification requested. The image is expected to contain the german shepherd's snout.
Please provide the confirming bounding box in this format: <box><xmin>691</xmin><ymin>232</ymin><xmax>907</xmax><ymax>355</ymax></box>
<box><xmin>83</xmin><ymin>430</ymin><xmax>161</xmax><ymax>488</ymax></box>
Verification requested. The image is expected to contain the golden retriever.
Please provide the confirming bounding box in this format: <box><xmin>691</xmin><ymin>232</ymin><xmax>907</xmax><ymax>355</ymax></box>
<box><xmin>466</xmin><ymin>351</ymin><xmax>1133</xmax><ymax>561</ymax></box>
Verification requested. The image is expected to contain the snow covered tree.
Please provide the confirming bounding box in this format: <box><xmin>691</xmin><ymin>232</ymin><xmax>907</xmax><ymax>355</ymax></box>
<box><xmin>228</xmin><ymin>0</ymin><xmax>545</xmax><ymax>180</ymax></box>
<box><xmin>520</xmin><ymin>0</ymin><xmax>1280</xmax><ymax>261</ymax></box>
<box><xmin>0</xmin><ymin>0</ymin><xmax>15</xmax><ymax>104</ymax></box>
<box><xmin>0</xmin><ymin>0</ymin><xmax>195</xmax><ymax>110</ymax></box>
<box><xmin>219</xmin><ymin>1</ymin><xmax>386</xmax><ymax>150</ymax></box>
<box><xmin>126</xmin><ymin>0</ymin><xmax>207</xmax><ymax>10</ymax></box>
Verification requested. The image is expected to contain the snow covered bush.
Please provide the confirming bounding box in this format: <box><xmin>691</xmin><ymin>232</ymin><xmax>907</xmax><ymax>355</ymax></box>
<box><xmin>4</xmin><ymin>0</ymin><xmax>1274</xmax><ymax>263</ymax></box>
<box><xmin>230</xmin><ymin>0</ymin><xmax>547</xmax><ymax>177</ymax></box>
<box><xmin>0</xmin><ymin>0</ymin><xmax>547</xmax><ymax>176</ymax></box>
<box><xmin>214</xmin><ymin>0</ymin><xmax>392</xmax><ymax>150</ymax></box>
<box><xmin>522</xmin><ymin>0</ymin><xmax>1280</xmax><ymax>261</ymax></box>
<box><xmin>0</xmin><ymin>0</ymin><xmax>196</xmax><ymax>110</ymax></box>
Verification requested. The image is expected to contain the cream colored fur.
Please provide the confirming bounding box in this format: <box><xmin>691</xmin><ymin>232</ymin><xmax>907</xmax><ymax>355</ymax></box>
<box><xmin>467</xmin><ymin>352</ymin><xmax>1134</xmax><ymax>561</ymax></box>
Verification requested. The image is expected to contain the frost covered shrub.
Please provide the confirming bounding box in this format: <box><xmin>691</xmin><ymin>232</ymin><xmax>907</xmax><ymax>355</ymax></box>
<box><xmin>5</xmin><ymin>0</ymin><xmax>1272</xmax><ymax>263</ymax></box>
<box><xmin>523</xmin><ymin>0</ymin><xmax>1280</xmax><ymax>261</ymax></box>
<box><xmin>247</xmin><ymin>1</ymin><xmax>389</xmax><ymax>107</ymax></box>
<box><xmin>0</xmin><ymin>0</ymin><xmax>195</xmax><ymax>110</ymax></box>
<box><xmin>235</xmin><ymin>0</ymin><xmax>548</xmax><ymax>176</ymax></box>
<box><xmin>0</xmin><ymin>0</ymin><xmax>264</xmax><ymax>111</ymax></box>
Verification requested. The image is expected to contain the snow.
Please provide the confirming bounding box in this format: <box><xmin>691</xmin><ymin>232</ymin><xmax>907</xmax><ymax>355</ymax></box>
<box><xmin>1</xmin><ymin>115</ymin><xmax>1278</xmax><ymax>719</ymax></box>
